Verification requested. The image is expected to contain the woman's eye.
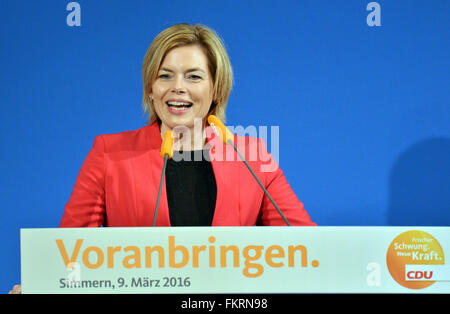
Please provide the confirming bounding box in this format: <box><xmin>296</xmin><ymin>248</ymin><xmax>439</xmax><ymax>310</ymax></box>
<box><xmin>158</xmin><ymin>74</ymin><xmax>171</xmax><ymax>79</ymax></box>
<box><xmin>187</xmin><ymin>74</ymin><xmax>202</xmax><ymax>81</ymax></box>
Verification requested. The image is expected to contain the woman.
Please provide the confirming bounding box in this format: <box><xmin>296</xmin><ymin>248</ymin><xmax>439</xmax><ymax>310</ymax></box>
<box><xmin>59</xmin><ymin>23</ymin><xmax>316</xmax><ymax>227</ymax></box>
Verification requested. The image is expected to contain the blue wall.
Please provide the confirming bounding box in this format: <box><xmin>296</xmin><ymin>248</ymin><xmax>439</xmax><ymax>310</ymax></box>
<box><xmin>1</xmin><ymin>0</ymin><xmax>449</xmax><ymax>292</ymax></box>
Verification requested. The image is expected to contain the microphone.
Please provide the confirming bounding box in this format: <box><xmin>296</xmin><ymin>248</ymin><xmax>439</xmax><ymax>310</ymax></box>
<box><xmin>207</xmin><ymin>115</ymin><xmax>291</xmax><ymax>226</ymax></box>
<box><xmin>153</xmin><ymin>130</ymin><xmax>173</xmax><ymax>226</ymax></box>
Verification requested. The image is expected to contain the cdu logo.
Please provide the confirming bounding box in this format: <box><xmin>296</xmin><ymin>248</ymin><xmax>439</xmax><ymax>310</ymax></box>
<box><xmin>386</xmin><ymin>230</ymin><xmax>445</xmax><ymax>290</ymax></box>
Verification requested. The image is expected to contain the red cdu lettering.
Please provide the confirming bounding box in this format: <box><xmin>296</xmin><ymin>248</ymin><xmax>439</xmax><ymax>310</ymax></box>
<box><xmin>406</xmin><ymin>271</ymin><xmax>433</xmax><ymax>280</ymax></box>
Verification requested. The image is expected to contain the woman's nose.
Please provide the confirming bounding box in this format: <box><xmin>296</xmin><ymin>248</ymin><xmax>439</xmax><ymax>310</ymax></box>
<box><xmin>171</xmin><ymin>75</ymin><xmax>187</xmax><ymax>94</ymax></box>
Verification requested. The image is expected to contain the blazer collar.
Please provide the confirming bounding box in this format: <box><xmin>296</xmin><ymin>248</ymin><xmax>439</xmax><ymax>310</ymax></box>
<box><xmin>145</xmin><ymin>122</ymin><xmax>163</xmax><ymax>151</ymax></box>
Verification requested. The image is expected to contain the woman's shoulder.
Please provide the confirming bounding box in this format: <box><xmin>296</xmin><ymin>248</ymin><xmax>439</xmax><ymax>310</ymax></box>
<box><xmin>95</xmin><ymin>123</ymin><xmax>160</xmax><ymax>152</ymax></box>
<box><xmin>231</xmin><ymin>134</ymin><xmax>279</xmax><ymax>173</ymax></box>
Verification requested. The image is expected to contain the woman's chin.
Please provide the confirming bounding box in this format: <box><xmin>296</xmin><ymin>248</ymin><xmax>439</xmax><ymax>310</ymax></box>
<box><xmin>164</xmin><ymin>114</ymin><xmax>209</xmax><ymax>129</ymax></box>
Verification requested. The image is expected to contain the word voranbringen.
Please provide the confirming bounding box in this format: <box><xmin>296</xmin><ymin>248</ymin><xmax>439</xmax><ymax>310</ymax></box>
<box><xmin>56</xmin><ymin>236</ymin><xmax>318</xmax><ymax>278</ymax></box>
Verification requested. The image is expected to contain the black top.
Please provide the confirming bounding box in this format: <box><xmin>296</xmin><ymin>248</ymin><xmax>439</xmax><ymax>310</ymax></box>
<box><xmin>165</xmin><ymin>149</ymin><xmax>217</xmax><ymax>226</ymax></box>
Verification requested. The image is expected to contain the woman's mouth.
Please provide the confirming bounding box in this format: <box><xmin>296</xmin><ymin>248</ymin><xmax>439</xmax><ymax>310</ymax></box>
<box><xmin>166</xmin><ymin>100</ymin><xmax>193</xmax><ymax>115</ymax></box>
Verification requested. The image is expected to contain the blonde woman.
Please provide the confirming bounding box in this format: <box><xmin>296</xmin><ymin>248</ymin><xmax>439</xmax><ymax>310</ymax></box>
<box><xmin>59</xmin><ymin>23</ymin><xmax>315</xmax><ymax>227</ymax></box>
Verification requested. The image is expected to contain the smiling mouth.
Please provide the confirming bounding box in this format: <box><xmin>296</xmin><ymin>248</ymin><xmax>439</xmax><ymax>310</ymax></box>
<box><xmin>166</xmin><ymin>101</ymin><xmax>193</xmax><ymax>110</ymax></box>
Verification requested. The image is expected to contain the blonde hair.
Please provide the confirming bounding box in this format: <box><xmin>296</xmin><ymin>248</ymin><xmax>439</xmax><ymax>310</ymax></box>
<box><xmin>142</xmin><ymin>23</ymin><xmax>233</xmax><ymax>124</ymax></box>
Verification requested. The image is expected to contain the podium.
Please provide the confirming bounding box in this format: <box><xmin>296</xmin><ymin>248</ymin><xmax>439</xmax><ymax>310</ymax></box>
<box><xmin>20</xmin><ymin>226</ymin><xmax>450</xmax><ymax>294</ymax></box>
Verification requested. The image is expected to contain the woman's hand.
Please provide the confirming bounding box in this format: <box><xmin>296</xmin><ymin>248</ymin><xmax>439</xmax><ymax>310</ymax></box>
<box><xmin>8</xmin><ymin>284</ymin><xmax>21</xmax><ymax>294</ymax></box>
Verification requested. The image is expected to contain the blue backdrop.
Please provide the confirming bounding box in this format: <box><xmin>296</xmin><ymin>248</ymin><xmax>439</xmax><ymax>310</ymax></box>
<box><xmin>1</xmin><ymin>0</ymin><xmax>449</xmax><ymax>292</ymax></box>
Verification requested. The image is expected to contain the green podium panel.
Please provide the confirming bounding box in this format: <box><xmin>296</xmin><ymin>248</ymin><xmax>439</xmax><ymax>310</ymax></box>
<box><xmin>20</xmin><ymin>226</ymin><xmax>450</xmax><ymax>293</ymax></box>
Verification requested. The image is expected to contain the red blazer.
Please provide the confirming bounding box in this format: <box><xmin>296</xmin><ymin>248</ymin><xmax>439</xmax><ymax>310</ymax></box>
<box><xmin>60</xmin><ymin>122</ymin><xmax>316</xmax><ymax>227</ymax></box>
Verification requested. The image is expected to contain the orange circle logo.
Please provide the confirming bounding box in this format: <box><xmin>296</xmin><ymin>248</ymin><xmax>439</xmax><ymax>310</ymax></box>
<box><xmin>386</xmin><ymin>230</ymin><xmax>444</xmax><ymax>289</ymax></box>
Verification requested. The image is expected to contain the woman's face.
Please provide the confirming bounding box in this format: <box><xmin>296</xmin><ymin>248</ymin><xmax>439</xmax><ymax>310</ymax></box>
<box><xmin>151</xmin><ymin>45</ymin><xmax>214</xmax><ymax>132</ymax></box>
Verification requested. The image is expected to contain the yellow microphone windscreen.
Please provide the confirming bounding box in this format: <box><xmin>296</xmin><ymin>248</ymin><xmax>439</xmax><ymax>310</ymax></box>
<box><xmin>207</xmin><ymin>115</ymin><xmax>234</xmax><ymax>144</ymax></box>
<box><xmin>160</xmin><ymin>130</ymin><xmax>173</xmax><ymax>159</ymax></box>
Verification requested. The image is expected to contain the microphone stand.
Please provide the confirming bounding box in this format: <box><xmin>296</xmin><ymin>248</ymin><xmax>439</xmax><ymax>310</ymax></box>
<box><xmin>229</xmin><ymin>140</ymin><xmax>291</xmax><ymax>226</ymax></box>
<box><xmin>153</xmin><ymin>153</ymin><xmax>169</xmax><ymax>227</ymax></box>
